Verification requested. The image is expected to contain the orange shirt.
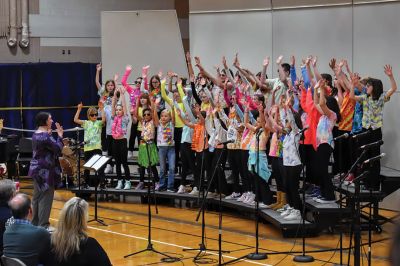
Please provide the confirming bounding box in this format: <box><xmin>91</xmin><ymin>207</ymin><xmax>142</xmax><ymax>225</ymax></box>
<box><xmin>338</xmin><ymin>91</ymin><xmax>356</xmax><ymax>131</ymax></box>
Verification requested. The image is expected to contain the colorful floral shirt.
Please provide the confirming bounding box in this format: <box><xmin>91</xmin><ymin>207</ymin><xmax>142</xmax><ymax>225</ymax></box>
<box><xmin>360</xmin><ymin>92</ymin><xmax>390</xmax><ymax>130</ymax></box>
<box><xmin>82</xmin><ymin>120</ymin><xmax>102</xmax><ymax>152</ymax></box>
<box><xmin>351</xmin><ymin>87</ymin><xmax>366</xmax><ymax>134</ymax></box>
<box><xmin>157</xmin><ymin>121</ymin><xmax>175</xmax><ymax>146</ymax></box>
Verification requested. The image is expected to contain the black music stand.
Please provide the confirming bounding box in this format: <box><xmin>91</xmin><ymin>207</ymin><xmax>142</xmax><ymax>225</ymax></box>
<box><xmin>84</xmin><ymin>154</ymin><xmax>110</xmax><ymax>226</ymax></box>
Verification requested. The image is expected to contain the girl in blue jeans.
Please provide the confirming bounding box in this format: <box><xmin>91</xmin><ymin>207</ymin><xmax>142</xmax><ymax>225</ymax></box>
<box><xmin>153</xmin><ymin>101</ymin><xmax>176</xmax><ymax>192</ymax></box>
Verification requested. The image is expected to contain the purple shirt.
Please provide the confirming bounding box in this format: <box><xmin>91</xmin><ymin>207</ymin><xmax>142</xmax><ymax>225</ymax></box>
<box><xmin>28</xmin><ymin>132</ymin><xmax>63</xmax><ymax>191</ymax></box>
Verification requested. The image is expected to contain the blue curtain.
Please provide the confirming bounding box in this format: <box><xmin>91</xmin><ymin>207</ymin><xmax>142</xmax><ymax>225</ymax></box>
<box><xmin>0</xmin><ymin>63</ymin><xmax>98</xmax><ymax>138</ymax></box>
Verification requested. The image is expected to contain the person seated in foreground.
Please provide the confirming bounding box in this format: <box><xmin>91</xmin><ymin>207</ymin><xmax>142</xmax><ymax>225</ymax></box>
<box><xmin>0</xmin><ymin>179</ymin><xmax>17</xmax><ymax>254</ymax></box>
<box><xmin>51</xmin><ymin>197</ymin><xmax>112</xmax><ymax>266</ymax></box>
<box><xmin>3</xmin><ymin>193</ymin><xmax>52</xmax><ymax>266</ymax></box>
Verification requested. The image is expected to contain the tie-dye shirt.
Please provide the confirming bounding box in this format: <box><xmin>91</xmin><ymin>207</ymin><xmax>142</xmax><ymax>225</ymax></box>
<box><xmin>360</xmin><ymin>92</ymin><xmax>390</xmax><ymax>130</ymax></box>
<box><xmin>82</xmin><ymin>120</ymin><xmax>103</xmax><ymax>152</ymax></box>
<box><xmin>316</xmin><ymin>111</ymin><xmax>337</xmax><ymax>148</ymax></box>
<box><xmin>351</xmin><ymin>87</ymin><xmax>366</xmax><ymax>134</ymax></box>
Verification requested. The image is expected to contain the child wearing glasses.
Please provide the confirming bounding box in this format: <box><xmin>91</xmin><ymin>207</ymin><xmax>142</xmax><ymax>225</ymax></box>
<box><xmin>111</xmin><ymin>87</ymin><xmax>132</xmax><ymax>190</ymax></box>
<box><xmin>136</xmin><ymin>99</ymin><xmax>159</xmax><ymax>190</ymax></box>
<box><xmin>74</xmin><ymin>102</ymin><xmax>105</xmax><ymax>188</ymax></box>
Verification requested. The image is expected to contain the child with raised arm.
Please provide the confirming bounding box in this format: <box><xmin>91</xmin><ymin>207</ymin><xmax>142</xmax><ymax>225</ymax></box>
<box><xmin>111</xmin><ymin>87</ymin><xmax>132</xmax><ymax>190</ymax></box>
<box><xmin>349</xmin><ymin>65</ymin><xmax>397</xmax><ymax>190</ymax></box>
<box><xmin>245</xmin><ymin>104</ymin><xmax>274</xmax><ymax>208</ymax></box>
<box><xmin>153</xmin><ymin>97</ymin><xmax>176</xmax><ymax>192</ymax></box>
<box><xmin>121</xmin><ymin>65</ymin><xmax>143</xmax><ymax>159</ymax></box>
<box><xmin>73</xmin><ymin>102</ymin><xmax>105</xmax><ymax>188</ymax></box>
<box><xmin>177</xmin><ymin>106</ymin><xmax>209</xmax><ymax>196</ymax></box>
<box><xmin>136</xmin><ymin>100</ymin><xmax>159</xmax><ymax>190</ymax></box>
<box><xmin>313</xmin><ymin>80</ymin><xmax>341</xmax><ymax>203</ymax></box>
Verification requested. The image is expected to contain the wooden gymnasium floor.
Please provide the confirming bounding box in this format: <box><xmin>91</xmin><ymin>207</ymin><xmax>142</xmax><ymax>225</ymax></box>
<box><xmin>20</xmin><ymin>180</ymin><xmax>396</xmax><ymax>266</ymax></box>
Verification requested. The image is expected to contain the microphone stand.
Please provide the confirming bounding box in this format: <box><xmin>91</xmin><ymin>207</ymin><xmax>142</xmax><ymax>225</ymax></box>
<box><xmin>222</xmin><ymin>129</ymin><xmax>267</xmax><ymax>265</ymax></box>
<box><xmin>294</xmin><ymin>130</ymin><xmax>314</xmax><ymax>263</ymax></box>
<box><xmin>124</xmin><ymin>140</ymin><xmax>179</xmax><ymax>262</ymax></box>
<box><xmin>75</xmin><ymin>127</ymin><xmax>82</xmax><ymax>191</ymax></box>
<box><xmin>183</xmin><ymin>131</ymin><xmax>226</xmax><ymax>262</ymax></box>
<box><xmin>335</xmin><ymin>148</ymin><xmax>368</xmax><ymax>266</ymax></box>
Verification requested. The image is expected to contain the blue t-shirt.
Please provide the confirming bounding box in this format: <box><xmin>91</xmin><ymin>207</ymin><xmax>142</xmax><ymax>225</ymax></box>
<box><xmin>351</xmin><ymin>87</ymin><xmax>366</xmax><ymax>134</ymax></box>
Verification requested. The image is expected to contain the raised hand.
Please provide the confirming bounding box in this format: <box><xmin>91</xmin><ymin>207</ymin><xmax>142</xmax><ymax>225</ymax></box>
<box><xmin>276</xmin><ymin>55</ymin><xmax>284</xmax><ymax>65</ymax></box>
<box><xmin>96</xmin><ymin>63</ymin><xmax>102</xmax><ymax>71</ymax></box>
<box><xmin>126</xmin><ymin>65</ymin><xmax>132</xmax><ymax>71</ymax></box>
<box><xmin>222</xmin><ymin>56</ymin><xmax>228</xmax><ymax>69</ymax></box>
<box><xmin>305</xmin><ymin>56</ymin><xmax>312</xmax><ymax>66</ymax></box>
<box><xmin>329</xmin><ymin>58</ymin><xmax>336</xmax><ymax>70</ymax></box>
<box><xmin>312</xmin><ymin>56</ymin><xmax>318</xmax><ymax>67</ymax></box>
<box><xmin>384</xmin><ymin>64</ymin><xmax>393</xmax><ymax>77</ymax></box>
<box><xmin>142</xmin><ymin>65</ymin><xmax>150</xmax><ymax>78</ymax></box>
<box><xmin>186</xmin><ymin>51</ymin><xmax>191</xmax><ymax>63</ymax></box>
<box><xmin>233</xmin><ymin>53</ymin><xmax>240</xmax><ymax>67</ymax></box>
<box><xmin>290</xmin><ymin>55</ymin><xmax>295</xmax><ymax>67</ymax></box>
<box><xmin>77</xmin><ymin>102</ymin><xmax>83</xmax><ymax>109</ymax></box>
<box><xmin>158</xmin><ymin>70</ymin><xmax>163</xmax><ymax>78</ymax></box>
<box><xmin>114</xmin><ymin>74</ymin><xmax>119</xmax><ymax>81</ymax></box>
<box><xmin>263</xmin><ymin>56</ymin><xmax>270</xmax><ymax>67</ymax></box>
<box><xmin>338</xmin><ymin>60</ymin><xmax>345</xmax><ymax>69</ymax></box>
<box><xmin>55</xmin><ymin>122</ymin><xmax>63</xmax><ymax>138</ymax></box>
<box><xmin>350</xmin><ymin>73</ymin><xmax>359</xmax><ymax>88</ymax></box>
<box><xmin>194</xmin><ymin>56</ymin><xmax>201</xmax><ymax>67</ymax></box>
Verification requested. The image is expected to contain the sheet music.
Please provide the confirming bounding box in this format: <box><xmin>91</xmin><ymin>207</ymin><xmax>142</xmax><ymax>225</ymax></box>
<box><xmin>92</xmin><ymin>156</ymin><xmax>111</xmax><ymax>171</ymax></box>
<box><xmin>83</xmin><ymin>154</ymin><xmax>101</xmax><ymax>169</ymax></box>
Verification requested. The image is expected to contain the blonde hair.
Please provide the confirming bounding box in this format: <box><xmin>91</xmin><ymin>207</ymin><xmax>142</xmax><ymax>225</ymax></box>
<box><xmin>86</xmin><ymin>107</ymin><xmax>98</xmax><ymax>119</ymax></box>
<box><xmin>51</xmin><ymin>197</ymin><xmax>89</xmax><ymax>262</ymax></box>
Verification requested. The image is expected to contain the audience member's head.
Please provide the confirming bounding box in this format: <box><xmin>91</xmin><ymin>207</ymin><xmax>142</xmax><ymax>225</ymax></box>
<box><xmin>8</xmin><ymin>193</ymin><xmax>31</xmax><ymax>220</ymax></box>
<box><xmin>391</xmin><ymin>222</ymin><xmax>400</xmax><ymax>265</ymax></box>
<box><xmin>0</xmin><ymin>179</ymin><xmax>16</xmax><ymax>206</ymax></box>
<box><xmin>52</xmin><ymin>197</ymin><xmax>89</xmax><ymax>262</ymax></box>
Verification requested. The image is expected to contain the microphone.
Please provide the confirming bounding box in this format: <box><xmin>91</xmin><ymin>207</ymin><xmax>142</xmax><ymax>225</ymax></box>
<box><xmin>349</xmin><ymin>170</ymin><xmax>370</xmax><ymax>184</ymax></box>
<box><xmin>362</xmin><ymin>153</ymin><xmax>386</xmax><ymax>165</ymax></box>
<box><xmin>334</xmin><ymin>133</ymin><xmax>349</xmax><ymax>141</ymax></box>
<box><xmin>221</xmin><ymin>140</ymin><xmax>235</xmax><ymax>145</ymax></box>
<box><xmin>352</xmin><ymin>130</ymin><xmax>370</xmax><ymax>139</ymax></box>
<box><xmin>256</xmin><ymin>128</ymin><xmax>264</xmax><ymax>137</ymax></box>
<box><xmin>360</xmin><ymin>140</ymin><xmax>384</xmax><ymax>150</ymax></box>
<box><xmin>296</xmin><ymin>126</ymin><xmax>309</xmax><ymax>136</ymax></box>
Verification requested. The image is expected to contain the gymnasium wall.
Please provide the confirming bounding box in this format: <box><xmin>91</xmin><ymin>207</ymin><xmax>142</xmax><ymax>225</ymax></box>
<box><xmin>189</xmin><ymin>0</ymin><xmax>400</xmax><ymax>173</ymax></box>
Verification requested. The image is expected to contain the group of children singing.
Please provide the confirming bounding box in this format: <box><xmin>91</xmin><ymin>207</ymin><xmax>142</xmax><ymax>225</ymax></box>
<box><xmin>74</xmin><ymin>52</ymin><xmax>396</xmax><ymax>221</ymax></box>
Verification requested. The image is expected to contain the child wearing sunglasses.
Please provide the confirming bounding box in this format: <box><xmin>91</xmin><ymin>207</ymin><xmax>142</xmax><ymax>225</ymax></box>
<box><xmin>136</xmin><ymin>100</ymin><xmax>159</xmax><ymax>190</ymax></box>
<box><xmin>74</xmin><ymin>102</ymin><xmax>105</xmax><ymax>188</ymax></box>
<box><xmin>112</xmin><ymin>87</ymin><xmax>132</xmax><ymax>190</ymax></box>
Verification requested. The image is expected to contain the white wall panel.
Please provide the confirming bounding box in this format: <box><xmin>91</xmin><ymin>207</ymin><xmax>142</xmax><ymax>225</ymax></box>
<box><xmin>272</xmin><ymin>6</ymin><xmax>353</xmax><ymax>75</ymax></box>
<box><xmin>190</xmin><ymin>11</ymin><xmax>272</xmax><ymax>77</ymax></box>
<box><xmin>101</xmin><ymin>11</ymin><xmax>187</xmax><ymax>82</ymax></box>
<box><xmin>353</xmin><ymin>2</ymin><xmax>400</xmax><ymax>170</ymax></box>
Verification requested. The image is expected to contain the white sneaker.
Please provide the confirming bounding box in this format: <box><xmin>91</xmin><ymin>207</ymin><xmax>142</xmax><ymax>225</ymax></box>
<box><xmin>280</xmin><ymin>207</ymin><xmax>294</xmax><ymax>217</ymax></box>
<box><xmin>225</xmin><ymin>192</ymin><xmax>241</xmax><ymax>200</ymax></box>
<box><xmin>123</xmin><ymin>180</ymin><xmax>131</xmax><ymax>190</ymax></box>
<box><xmin>259</xmin><ymin>203</ymin><xmax>272</xmax><ymax>209</ymax></box>
<box><xmin>189</xmin><ymin>187</ymin><xmax>199</xmax><ymax>195</ymax></box>
<box><xmin>243</xmin><ymin>193</ymin><xmax>255</xmax><ymax>204</ymax></box>
<box><xmin>127</xmin><ymin>151</ymin><xmax>133</xmax><ymax>159</ymax></box>
<box><xmin>104</xmin><ymin>164</ymin><xmax>113</xmax><ymax>174</ymax></box>
<box><xmin>284</xmin><ymin>209</ymin><xmax>301</xmax><ymax>220</ymax></box>
<box><xmin>276</xmin><ymin>204</ymin><xmax>290</xmax><ymax>213</ymax></box>
<box><xmin>177</xmin><ymin>185</ymin><xmax>186</xmax><ymax>194</ymax></box>
<box><xmin>135</xmin><ymin>182</ymin><xmax>144</xmax><ymax>190</ymax></box>
<box><xmin>237</xmin><ymin>192</ymin><xmax>249</xmax><ymax>202</ymax></box>
<box><xmin>115</xmin><ymin>180</ymin><xmax>123</xmax><ymax>190</ymax></box>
